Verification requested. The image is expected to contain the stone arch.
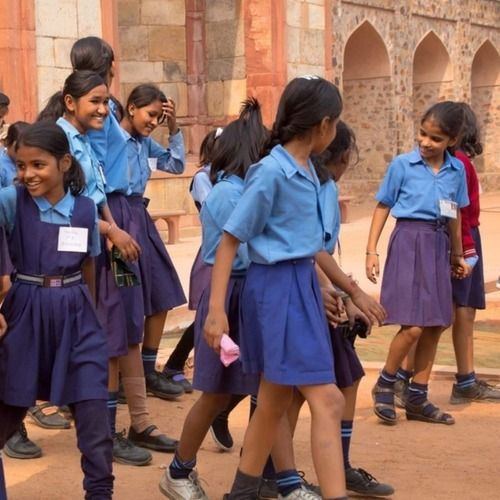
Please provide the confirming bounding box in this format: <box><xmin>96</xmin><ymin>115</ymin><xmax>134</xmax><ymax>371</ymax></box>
<box><xmin>471</xmin><ymin>40</ymin><xmax>500</xmax><ymax>181</ymax></box>
<box><xmin>341</xmin><ymin>20</ymin><xmax>394</xmax><ymax>198</ymax></box>
<box><xmin>412</xmin><ymin>31</ymin><xmax>454</xmax><ymax>136</ymax></box>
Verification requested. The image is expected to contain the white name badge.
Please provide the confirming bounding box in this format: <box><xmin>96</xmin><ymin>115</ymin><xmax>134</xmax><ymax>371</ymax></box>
<box><xmin>147</xmin><ymin>158</ymin><xmax>158</xmax><ymax>171</ymax></box>
<box><xmin>98</xmin><ymin>163</ymin><xmax>107</xmax><ymax>186</ymax></box>
<box><xmin>439</xmin><ymin>199</ymin><xmax>458</xmax><ymax>219</ymax></box>
<box><xmin>57</xmin><ymin>227</ymin><xmax>88</xmax><ymax>253</ymax></box>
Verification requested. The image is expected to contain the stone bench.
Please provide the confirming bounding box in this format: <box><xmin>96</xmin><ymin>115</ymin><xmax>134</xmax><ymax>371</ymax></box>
<box><xmin>339</xmin><ymin>195</ymin><xmax>354</xmax><ymax>223</ymax></box>
<box><xmin>148</xmin><ymin>209</ymin><xmax>187</xmax><ymax>244</ymax></box>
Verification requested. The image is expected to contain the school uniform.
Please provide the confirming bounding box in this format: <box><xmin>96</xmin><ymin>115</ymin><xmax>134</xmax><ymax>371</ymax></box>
<box><xmin>124</xmin><ymin>130</ymin><xmax>186</xmax><ymax>316</ymax></box>
<box><xmin>452</xmin><ymin>150</ymin><xmax>485</xmax><ymax>309</ymax></box>
<box><xmin>193</xmin><ymin>174</ymin><xmax>259</xmax><ymax>395</ymax></box>
<box><xmin>0</xmin><ymin>185</ymin><xmax>112</xmax><ymax>498</ymax></box>
<box><xmin>376</xmin><ymin>147</ymin><xmax>469</xmax><ymax>327</ymax></box>
<box><xmin>188</xmin><ymin>165</ymin><xmax>212</xmax><ymax>310</ymax></box>
<box><xmin>0</xmin><ymin>149</ymin><xmax>15</xmax><ymax>276</ymax></box>
<box><xmin>320</xmin><ymin>179</ymin><xmax>365</xmax><ymax>388</ymax></box>
<box><xmin>86</xmin><ymin>104</ymin><xmax>144</xmax><ymax>354</ymax></box>
<box><xmin>224</xmin><ymin>145</ymin><xmax>335</xmax><ymax>386</ymax></box>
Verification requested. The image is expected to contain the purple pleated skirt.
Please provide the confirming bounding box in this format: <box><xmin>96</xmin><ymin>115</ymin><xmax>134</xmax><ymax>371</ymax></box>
<box><xmin>95</xmin><ymin>193</ymin><xmax>144</xmax><ymax>356</ymax></box>
<box><xmin>0</xmin><ymin>228</ymin><xmax>12</xmax><ymax>276</ymax></box>
<box><xmin>128</xmin><ymin>196</ymin><xmax>186</xmax><ymax>316</ymax></box>
<box><xmin>188</xmin><ymin>247</ymin><xmax>212</xmax><ymax>310</ymax></box>
<box><xmin>193</xmin><ymin>276</ymin><xmax>259</xmax><ymax>395</ymax></box>
<box><xmin>452</xmin><ymin>226</ymin><xmax>486</xmax><ymax>310</ymax></box>
<box><xmin>330</xmin><ymin>325</ymin><xmax>365</xmax><ymax>388</ymax></box>
<box><xmin>381</xmin><ymin>219</ymin><xmax>453</xmax><ymax>327</ymax></box>
<box><xmin>239</xmin><ymin>258</ymin><xmax>336</xmax><ymax>386</ymax></box>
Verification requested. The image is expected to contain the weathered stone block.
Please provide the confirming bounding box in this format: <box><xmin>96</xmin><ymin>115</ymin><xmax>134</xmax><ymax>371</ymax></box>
<box><xmin>54</xmin><ymin>37</ymin><xmax>75</xmax><ymax>68</ymax></box>
<box><xmin>207</xmin><ymin>80</ymin><xmax>224</xmax><ymax>116</ymax></box>
<box><xmin>77</xmin><ymin>0</ymin><xmax>102</xmax><ymax>37</ymax></box>
<box><xmin>35</xmin><ymin>0</ymin><xmax>77</xmax><ymax>38</ymax></box>
<box><xmin>206</xmin><ymin>0</ymin><xmax>239</xmax><ymax>22</ymax></box>
<box><xmin>120</xmin><ymin>61</ymin><xmax>164</xmax><ymax>83</ymax></box>
<box><xmin>287</xmin><ymin>26</ymin><xmax>301</xmax><ymax>63</ymax></box>
<box><xmin>206</xmin><ymin>20</ymin><xmax>244</xmax><ymax>59</ymax></box>
<box><xmin>149</xmin><ymin>26</ymin><xmax>186</xmax><ymax>61</ymax></box>
<box><xmin>163</xmin><ymin>61</ymin><xmax>187</xmax><ymax>82</ymax></box>
<box><xmin>224</xmin><ymin>79</ymin><xmax>247</xmax><ymax>116</ymax></box>
<box><xmin>286</xmin><ymin>0</ymin><xmax>302</xmax><ymax>28</ymax></box>
<box><xmin>119</xmin><ymin>26</ymin><xmax>149</xmax><ymax>61</ymax></box>
<box><xmin>37</xmin><ymin>66</ymin><xmax>71</xmax><ymax>111</ymax></box>
<box><xmin>208</xmin><ymin>56</ymin><xmax>246</xmax><ymax>81</ymax></box>
<box><xmin>36</xmin><ymin>36</ymin><xmax>55</xmax><ymax>67</ymax></box>
<box><xmin>141</xmin><ymin>0</ymin><xmax>186</xmax><ymax>26</ymax></box>
<box><xmin>300</xmin><ymin>29</ymin><xmax>324</xmax><ymax>65</ymax></box>
<box><xmin>308</xmin><ymin>3</ymin><xmax>324</xmax><ymax>30</ymax></box>
<box><xmin>117</xmin><ymin>0</ymin><xmax>141</xmax><ymax>26</ymax></box>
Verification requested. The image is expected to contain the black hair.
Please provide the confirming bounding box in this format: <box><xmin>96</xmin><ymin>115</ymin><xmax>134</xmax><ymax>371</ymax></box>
<box><xmin>198</xmin><ymin>129</ymin><xmax>219</xmax><ymax>168</ymax></box>
<box><xmin>0</xmin><ymin>92</ymin><xmax>9</xmax><ymax>106</ymax></box>
<box><xmin>125</xmin><ymin>84</ymin><xmax>167</xmax><ymax>123</ymax></box>
<box><xmin>15</xmin><ymin>122</ymin><xmax>86</xmax><ymax>196</ymax></box>
<box><xmin>110</xmin><ymin>95</ymin><xmax>125</xmax><ymax>122</ymax></box>
<box><xmin>267</xmin><ymin>76</ymin><xmax>343</xmax><ymax>151</ymax></box>
<box><xmin>70</xmin><ymin>36</ymin><xmax>115</xmax><ymax>84</ymax></box>
<box><xmin>421</xmin><ymin>101</ymin><xmax>465</xmax><ymax>142</ymax></box>
<box><xmin>456</xmin><ymin>102</ymin><xmax>483</xmax><ymax>158</ymax></box>
<box><xmin>37</xmin><ymin>70</ymin><xmax>106</xmax><ymax>122</ymax></box>
<box><xmin>210</xmin><ymin>98</ymin><xmax>269</xmax><ymax>183</ymax></box>
<box><xmin>5</xmin><ymin>121</ymin><xmax>30</xmax><ymax>147</ymax></box>
<box><xmin>313</xmin><ymin>121</ymin><xmax>358</xmax><ymax>184</ymax></box>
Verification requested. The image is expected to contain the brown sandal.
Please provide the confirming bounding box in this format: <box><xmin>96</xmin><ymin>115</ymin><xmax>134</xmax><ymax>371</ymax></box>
<box><xmin>372</xmin><ymin>383</ymin><xmax>397</xmax><ymax>425</ymax></box>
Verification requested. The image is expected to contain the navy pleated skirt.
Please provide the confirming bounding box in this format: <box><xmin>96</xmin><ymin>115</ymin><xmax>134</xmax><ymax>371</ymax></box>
<box><xmin>330</xmin><ymin>325</ymin><xmax>365</xmax><ymax>389</ymax></box>
<box><xmin>239</xmin><ymin>258</ymin><xmax>335</xmax><ymax>386</ymax></box>
<box><xmin>188</xmin><ymin>247</ymin><xmax>212</xmax><ymax>311</ymax></box>
<box><xmin>193</xmin><ymin>276</ymin><xmax>259</xmax><ymax>395</ymax></box>
<box><xmin>452</xmin><ymin>226</ymin><xmax>486</xmax><ymax>310</ymax></box>
<box><xmin>0</xmin><ymin>228</ymin><xmax>12</xmax><ymax>276</ymax></box>
<box><xmin>381</xmin><ymin>219</ymin><xmax>453</xmax><ymax>327</ymax></box>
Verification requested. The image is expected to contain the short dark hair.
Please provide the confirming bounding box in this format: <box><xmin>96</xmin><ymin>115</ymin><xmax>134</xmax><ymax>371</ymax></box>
<box><xmin>456</xmin><ymin>102</ymin><xmax>483</xmax><ymax>158</ymax></box>
<box><xmin>268</xmin><ymin>76</ymin><xmax>343</xmax><ymax>150</ymax></box>
<box><xmin>0</xmin><ymin>92</ymin><xmax>10</xmax><ymax>107</ymax></box>
<box><xmin>5</xmin><ymin>121</ymin><xmax>30</xmax><ymax>147</ymax></box>
<box><xmin>71</xmin><ymin>36</ymin><xmax>115</xmax><ymax>83</ymax></box>
<box><xmin>198</xmin><ymin>129</ymin><xmax>219</xmax><ymax>168</ymax></box>
<box><xmin>210</xmin><ymin>98</ymin><xmax>269</xmax><ymax>183</ymax></box>
<box><xmin>125</xmin><ymin>84</ymin><xmax>167</xmax><ymax>121</ymax></box>
<box><xmin>421</xmin><ymin>101</ymin><xmax>465</xmax><ymax>142</ymax></box>
<box><xmin>16</xmin><ymin>122</ymin><xmax>86</xmax><ymax>196</ymax></box>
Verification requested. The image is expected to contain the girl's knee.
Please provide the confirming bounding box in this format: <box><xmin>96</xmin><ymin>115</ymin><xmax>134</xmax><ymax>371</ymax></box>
<box><xmin>199</xmin><ymin>392</ymin><xmax>231</xmax><ymax>413</ymax></box>
<box><xmin>303</xmin><ymin>384</ymin><xmax>345</xmax><ymax>420</ymax></box>
<box><xmin>400</xmin><ymin>326</ymin><xmax>424</xmax><ymax>343</ymax></box>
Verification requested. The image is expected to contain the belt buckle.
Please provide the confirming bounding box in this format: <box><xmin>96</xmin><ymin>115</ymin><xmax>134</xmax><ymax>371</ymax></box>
<box><xmin>43</xmin><ymin>276</ymin><xmax>63</xmax><ymax>288</ymax></box>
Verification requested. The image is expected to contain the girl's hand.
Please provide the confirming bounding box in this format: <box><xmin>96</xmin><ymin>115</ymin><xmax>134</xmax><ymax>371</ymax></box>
<box><xmin>162</xmin><ymin>99</ymin><xmax>178</xmax><ymax>135</ymax></box>
<box><xmin>344</xmin><ymin>299</ymin><xmax>372</xmax><ymax>336</ymax></box>
<box><xmin>365</xmin><ymin>254</ymin><xmax>380</xmax><ymax>283</ymax></box>
<box><xmin>349</xmin><ymin>288</ymin><xmax>386</xmax><ymax>326</ymax></box>
<box><xmin>106</xmin><ymin>226</ymin><xmax>141</xmax><ymax>262</ymax></box>
<box><xmin>204</xmin><ymin>308</ymin><xmax>229</xmax><ymax>353</ymax></box>
<box><xmin>321</xmin><ymin>286</ymin><xmax>344</xmax><ymax>326</ymax></box>
<box><xmin>451</xmin><ymin>255</ymin><xmax>471</xmax><ymax>279</ymax></box>
<box><xmin>0</xmin><ymin>313</ymin><xmax>7</xmax><ymax>338</ymax></box>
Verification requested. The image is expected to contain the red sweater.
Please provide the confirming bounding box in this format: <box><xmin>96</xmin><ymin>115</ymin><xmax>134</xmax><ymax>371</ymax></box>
<box><xmin>455</xmin><ymin>150</ymin><xmax>480</xmax><ymax>258</ymax></box>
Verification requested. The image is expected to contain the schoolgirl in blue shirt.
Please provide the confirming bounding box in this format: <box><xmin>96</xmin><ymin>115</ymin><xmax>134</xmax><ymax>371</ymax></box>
<box><xmin>0</xmin><ymin>122</ymin><xmax>113</xmax><ymax>499</ymax></box>
<box><xmin>120</xmin><ymin>84</ymin><xmax>188</xmax><ymax>393</ymax></box>
<box><xmin>204</xmin><ymin>76</ymin><xmax>350</xmax><ymax>500</ymax></box>
<box><xmin>159</xmin><ymin>99</ymin><xmax>266</xmax><ymax>500</ymax></box>
<box><xmin>366</xmin><ymin>101</ymin><xmax>469</xmax><ymax>426</ymax></box>
<box><xmin>69</xmin><ymin>37</ymin><xmax>179</xmax><ymax>465</ymax></box>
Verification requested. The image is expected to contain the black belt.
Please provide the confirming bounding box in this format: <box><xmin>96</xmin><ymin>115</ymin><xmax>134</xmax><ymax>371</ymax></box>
<box><xmin>12</xmin><ymin>271</ymin><xmax>83</xmax><ymax>288</ymax></box>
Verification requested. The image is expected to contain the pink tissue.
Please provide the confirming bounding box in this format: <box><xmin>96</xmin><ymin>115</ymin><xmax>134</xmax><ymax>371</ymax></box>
<box><xmin>220</xmin><ymin>334</ymin><xmax>240</xmax><ymax>367</ymax></box>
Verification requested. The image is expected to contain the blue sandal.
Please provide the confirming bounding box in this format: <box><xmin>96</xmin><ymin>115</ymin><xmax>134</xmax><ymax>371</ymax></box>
<box><xmin>405</xmin><ymin>400</ymin><xmax>455</xmax><ymax>425</ymax></box>
<box><xmin>372</xmin><ymin>383</ymin><xmax>397</xmax><ymax>425</ymax></box>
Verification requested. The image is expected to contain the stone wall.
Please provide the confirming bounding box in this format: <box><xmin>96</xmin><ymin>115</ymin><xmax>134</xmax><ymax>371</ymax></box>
<box><xmin>34</xmin><ymin>0</ymin><xmax>103</xmax><ymax>110</ymax></box>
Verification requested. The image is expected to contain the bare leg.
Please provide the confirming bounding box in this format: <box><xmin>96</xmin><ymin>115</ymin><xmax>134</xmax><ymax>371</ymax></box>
<box><xmin>298</xmin><ymin>384</ymin><xmax>346</xmax><ymax>499</ymax></box>
<box><xmin>142</xmin><ymin>311</ymin><xmax>168</xmax><ymax>350</ymax></box>
<box><xmin>384</xmin><ymin>326</ymin><xmax>423</xmax><ymax>374</ymax></box>
<box><xmin>452</xmin><ymin>305</ymin><xmax>476</xmax><ymax>375</ymax></box>
<box><xmin>287</xmin><ymin>389</ymin><xmax>305</xmax><ymax>436</ymax></box>
<box><xmin>108</xmin><ymin>358</ymin><xmax>119</xmax><ymax>392</ymax></box>
<box><xmin>340</xmin><ymin>381</ymin><xmax>360</xmax><ymax>422</ymax></box>
<box><xmin>412</xmin><ymin>327</ymin><xmax>445</xmax><ymax>385</ymax></box>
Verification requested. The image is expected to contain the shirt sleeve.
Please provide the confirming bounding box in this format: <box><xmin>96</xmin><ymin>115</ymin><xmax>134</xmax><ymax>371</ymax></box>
<box><xmin>149</xmin><ymin>132</ymin><xmax>185</xmax><ymax>174</ymax></box>
<box><xmin>88</xmin><ymin>202</ymin><xmax>101</xmax><ymax>257</ymax></box>
<box><xmin>0</xmin><ymin>186</ymin><xmax>17</xmax><ymax>233</ymax></box>
<box><xmin>375</xmin><ymin>158</ymin><xmax>405</xmax><ymax>207</ymax></box>
<box><xmin>457</xmin><ymin>155</ymin><xmax>476</xmax><ymax>257</ymax></box>
<box><xmin>455</xmin><ymin>164</ymin><xmax>470</xmax><ymax>209</ymax></box>
<box><xmin>223</xmin><ymin>162</ymin><xmax>279</xmax><ymax>243</ymax></box>
<box><xmin>87</xmin><ymin>117</ymin><xmax>111</xmax><ymax>166</ymax></box>
<box><xmin>191</xmin><ymin>171</ymin><xmax>213</xmax><ymax>206</ymax></box>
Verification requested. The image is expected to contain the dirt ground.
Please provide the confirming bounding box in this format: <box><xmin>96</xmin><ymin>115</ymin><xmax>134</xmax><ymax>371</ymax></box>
<box><xmin>4</xmin><ymin>367</ymin><xmax>500</xmax><ymax>500</ymax></box>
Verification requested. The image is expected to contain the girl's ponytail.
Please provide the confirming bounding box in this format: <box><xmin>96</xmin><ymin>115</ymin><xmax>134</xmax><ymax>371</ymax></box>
<box><xmin>37</xmin><ymin>91</ymin><xmax>65</xmax><ymax>122</ymax></box>
<box><xmin>64</xmin><ymin>157</ymin><xmax>86</xmax><ymax>195</ymax></box>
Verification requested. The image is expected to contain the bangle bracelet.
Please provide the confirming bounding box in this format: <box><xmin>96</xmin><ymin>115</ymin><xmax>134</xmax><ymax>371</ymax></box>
<box><xmin>105</xmin><ymin>223</ymin><xmax>115</xmax><ymax>236</ymax></box>
<box><xmin>366</xmin><ymin>252</ymin><xmax>379</xmax><ymax>256</ymax></box>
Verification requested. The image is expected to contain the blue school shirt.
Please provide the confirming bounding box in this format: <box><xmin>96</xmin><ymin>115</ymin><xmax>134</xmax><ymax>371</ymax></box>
<box><xmin>201</xmin><ymin>174</ymin><xmax>249</xmax><ymax>273</ymax></box>
<box><xmin>223</xmin><ymin>145</ymin><xmax>325</xmax><ymax>264</ymax></box>
<box><xmin>319</xmin><ymin>179</ymin><xmax>340</xmax><ymax>255</ymax></box>
<box><xmin>123</xmin><ymin>130</ymin><xmax>185</xmax><ymax>196</ymax></box>
<box><xmin>87</xmin><ymin>99</ymin><xmax>130</xmax><ymax>195</ymax></box>
<box><xmin>191</xmin><ymin>165</ymin><xmax>212</xmax><ymax>206</ymax></box>
<box><xmin>376</xmin><ymin>147</ymin><xmax>469</xmax><ymax>219</ymax></box>
<box><xmin>56</xmin><ymin>118</ymin><xmax>107</xmax><ymax>209</ymax></box>
<box><xmin>0</xmin><ymin>186</ymin><xmax>100</xmax><ymax>256</ymax></box>
<box><xmin>0</xmin><ymin>149</ymin><xmax>16</xmax><ymax>187</ymax></box>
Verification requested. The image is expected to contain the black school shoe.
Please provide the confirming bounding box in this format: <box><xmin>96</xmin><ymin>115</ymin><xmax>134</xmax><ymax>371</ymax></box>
<box><xmin>112</xmin><ymin>430</ymin><xmax>152</xmax><ymax>466</ymax></box>
<box><xmin>145</xmin><ymin>371</ymin><xmax>184</xmax><ymax>400</ymax></box>
<box><xmin>4</xmin><ymin>423</ymin><xmax>42</xmax><ymax>459</ymax></box>
<box><xmin>128</xmin><ymin>425</ymin><xmax>178</xmax><ymax>452</ymax></box>
<box><xmin>346</xmin><ymin>467</ymin><xmax>394</xmax><ymax>497</ymax></box>
<box><xmin>210</xmin><ymin>414</ymin><xmax>234</xmax><ymax>451</ymax></box>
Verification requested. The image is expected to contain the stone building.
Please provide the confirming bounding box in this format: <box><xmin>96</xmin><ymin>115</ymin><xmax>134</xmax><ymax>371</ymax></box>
<box><xmin>1</xmin><ymin>0</ymin><xmax>499</xmax><ymax>220</ymax></box>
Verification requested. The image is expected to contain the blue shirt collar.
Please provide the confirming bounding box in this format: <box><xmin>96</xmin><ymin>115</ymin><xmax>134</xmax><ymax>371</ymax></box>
<box><xmin>32</xmin><ymin>190</ymin><xmax>74</xmax><ymax>218</ymax></box>
<box><xmin>270</xmin><ymin>145</ymin><xmax>318</xmax><ymax>182</ymax></box>
<box><xmin>408</xmin><ymin>146</ymin><xmax>459</xmax><ymax>170</ymax></box>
